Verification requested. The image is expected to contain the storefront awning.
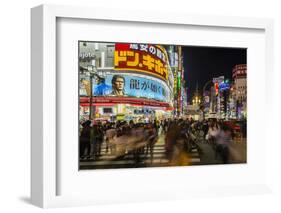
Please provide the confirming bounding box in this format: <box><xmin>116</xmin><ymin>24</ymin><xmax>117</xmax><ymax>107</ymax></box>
<box><xmin>80</xmin><ymin>96</ymin><xmax>172</xmax><ymax>108</ymax></box>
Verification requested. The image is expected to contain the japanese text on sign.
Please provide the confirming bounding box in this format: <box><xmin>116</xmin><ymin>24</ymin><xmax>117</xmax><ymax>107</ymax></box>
<box><xmin>129</xmin><ymin>78</ymin><xmax>167</xmax><ymax>97</ymax></box>
<box><xmin>114</xmin><ymin>43</ymin><xmax>169</xmax><ymax>81</ymax></box>
<box><xmin>91</xmin><ymin>74</ymin><xmax>171</xmax><ymax>102</ymax></box>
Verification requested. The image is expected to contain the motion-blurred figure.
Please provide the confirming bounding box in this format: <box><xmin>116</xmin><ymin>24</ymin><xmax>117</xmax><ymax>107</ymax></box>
<box><xmin>79</xmin><ymin>120</ymin><xmax>92</xmax><ymax>159</ymax></box>
<box><xmin>215</xmin><ymin>124</ymin><xmax>232</xmax><ymax>163</ymax></box>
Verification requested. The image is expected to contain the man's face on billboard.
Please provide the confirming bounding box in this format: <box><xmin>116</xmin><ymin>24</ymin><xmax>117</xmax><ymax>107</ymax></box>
<box><xmin>114</xmin><ymin>77</ymin><xmax>124</xmax><ymax>91</ymax></box>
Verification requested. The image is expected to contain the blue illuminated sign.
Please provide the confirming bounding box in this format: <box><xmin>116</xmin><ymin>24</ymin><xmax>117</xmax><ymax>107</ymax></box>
<box><xmin>92</xmin><ymin>74</ymin><xmax>170</xmax><ymax>102</ymax></box>
<box><xmin>219</xmin><ymin>82</ymin><xmax>230</xmax><ymax>91</ymax></box>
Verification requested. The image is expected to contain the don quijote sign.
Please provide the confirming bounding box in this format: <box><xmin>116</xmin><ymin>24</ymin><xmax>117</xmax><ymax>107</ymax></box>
<box><xmin>114</xmin><ymin>43</ymin><xmax>169</xmax><ymax>81</ymax></box>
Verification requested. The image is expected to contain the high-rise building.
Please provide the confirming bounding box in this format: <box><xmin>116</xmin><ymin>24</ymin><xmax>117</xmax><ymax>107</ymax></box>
<box><xmin>232</xmin><ymin>64</ymin><xmax>247</xmax><ymax>119</ymax></box>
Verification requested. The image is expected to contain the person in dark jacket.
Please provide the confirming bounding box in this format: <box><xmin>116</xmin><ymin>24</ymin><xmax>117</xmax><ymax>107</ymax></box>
<box><xmin>79</xmin><ymin>120</ymin><xmax>92</xmax><ymax>159</ymax></box>
<box><xmin>91</xmin><ymin>123</ymin><xmax>104</xmax><ymax>158</ymax></box>
<box><xmin>165</xmin><ymin>122</ymin><xmax>180</xmax><ymax>162</ymax></box>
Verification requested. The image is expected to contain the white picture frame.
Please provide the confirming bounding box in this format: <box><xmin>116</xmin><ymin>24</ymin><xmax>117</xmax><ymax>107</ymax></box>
<box><xmin>31</xmin><ymin>4</ymin><xmax>274</xmax><ymax>208</ymax></box>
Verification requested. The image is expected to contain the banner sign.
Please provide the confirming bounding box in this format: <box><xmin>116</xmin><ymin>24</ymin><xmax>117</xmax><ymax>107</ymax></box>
<box><xmin>114</xmin><ymin>43</ymin><xmax>169</xmax><ymax>81</ymax></box>
<box><xmin>80</xmin><ymin>97</ymin><xmax>171</xmax><ymax>108</ymax></box>
<box><xmin>92</xmin><ymin>73</ymin><xmax>171</xmax><ymax>103</ymax></box>
<box><xmin>213</xmin><ymin>76</ymin><xmax>224</xmax><ymax>84</ymax></box>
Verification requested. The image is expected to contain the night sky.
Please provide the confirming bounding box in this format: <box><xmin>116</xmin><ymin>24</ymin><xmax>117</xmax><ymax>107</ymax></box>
<box><xmin>182</xmin><ymin>46</ymin><xmax>246</xmax><ymax>101</ymax></box>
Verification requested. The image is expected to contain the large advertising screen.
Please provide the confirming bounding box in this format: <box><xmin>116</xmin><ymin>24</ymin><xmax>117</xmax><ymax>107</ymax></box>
<box><xmin>114</xmin><ymin>43</ymin><xmax>169</xmax><ymax>81</ymax></box>
<box><xmin>90</xmin><ymin>73</ymin><xmax>171</xmax><ymax>103</ymax></box>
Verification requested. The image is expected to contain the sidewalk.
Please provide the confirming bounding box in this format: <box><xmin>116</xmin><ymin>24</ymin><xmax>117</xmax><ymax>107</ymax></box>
<box><xmin>196</xmin><ymin>137</ymin><xmax>247</xmax><ymax>165</ymax></box>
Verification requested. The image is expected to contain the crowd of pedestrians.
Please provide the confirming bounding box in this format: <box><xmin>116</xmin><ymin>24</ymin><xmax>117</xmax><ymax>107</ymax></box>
<box><xmin>160</xmin><ymin>118</ymin><xmax>244</xmax><ymax>164</ymax></box>
<box><xmin>79</xmin><ymin>120</ymin><xmax>159</xmax><ymax>162</ymax></box>
<box><xmin>80</xmin><ymin>117</ymin><xmax>246</xmax><ymax>165</ymax></box>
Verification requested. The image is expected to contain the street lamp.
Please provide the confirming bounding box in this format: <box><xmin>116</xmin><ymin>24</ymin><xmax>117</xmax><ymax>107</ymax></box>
<box><xmin>87</xmin><ymin>64</ymin><xmax>97</xmax><ymax>120</ymax></box>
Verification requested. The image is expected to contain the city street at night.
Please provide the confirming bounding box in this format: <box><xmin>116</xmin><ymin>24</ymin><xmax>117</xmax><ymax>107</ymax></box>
<box><xmin>80</xmin><ymin>132</ymin><xmax>246</xmax><ymax>170</ymax></box>
<box><xmin>79</xmin><ymin>42</ymin><xmax>247</xmax><ymax>170</ymax></box>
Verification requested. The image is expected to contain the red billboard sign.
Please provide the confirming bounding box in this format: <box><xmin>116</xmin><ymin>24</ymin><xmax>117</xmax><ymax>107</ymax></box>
<box><xmin>80</xmin><ymin>96</ymin><xmax>171</xmax><ymax>108</ymax></box>
<box><xmin>114</xmin><ymin>43</ymin><xmax>169</xmax><ymax>81</ymax></box>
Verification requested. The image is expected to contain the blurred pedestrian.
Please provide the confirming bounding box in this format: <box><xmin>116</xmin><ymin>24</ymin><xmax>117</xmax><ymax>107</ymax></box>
<box><xmin>90</xmin><ymin>124</ymin><xmax>103</xmax><ymax>159</ymax></box>
<box><xmin>215</xmin><ymin>124</ymin><xmax>232</xmax><ymax>163</ymax></box>
<box><xmin>202</xmin><ymin>119</ymin><xmax>209</xmax><ymax>142</ymax></box>
<box><xmin>165</xmin><ymin>122</ymin><xmax>180</xmax><ymax>162</ymax></box>
<box><xmin>79</xmin><ymin>120</ymin><xmax>92</xmax><ymax>159</ymax></box>
<box><xmin>96</xmin><ymin>123</ymin><xmax>104</xmax><ymax>156</ymax></box>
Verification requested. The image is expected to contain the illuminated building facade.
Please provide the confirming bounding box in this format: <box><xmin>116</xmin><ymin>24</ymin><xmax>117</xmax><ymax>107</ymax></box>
<box><xmin>79</xmin><ymin>42</ymin><xmax>175</xmax><ymax>123</ymax></box>
<box><xmin>166</xmin><ymin>45</ymin><xmax>184</xmax><ymax>117</ymax></box>
<box><xmin>232</xmin><ymin>64</ymin><xmax>247</xmax><ymax>119</ymax></box>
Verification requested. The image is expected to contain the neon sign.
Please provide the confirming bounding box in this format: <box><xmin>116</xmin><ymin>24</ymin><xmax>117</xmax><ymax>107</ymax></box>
<box><xmin>114</xmin><ymin>43</ymin><xmax>169</xmax><ymax>81</ymax></box>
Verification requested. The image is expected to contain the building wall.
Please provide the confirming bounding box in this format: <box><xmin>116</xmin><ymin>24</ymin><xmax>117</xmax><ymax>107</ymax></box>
<box><xmin>234</xmin><ymin>77</ymin><xmax>247</xmax><ymax>101</ymax></box>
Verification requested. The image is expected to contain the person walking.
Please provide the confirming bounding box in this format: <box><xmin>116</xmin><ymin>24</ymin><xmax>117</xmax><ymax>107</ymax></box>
<box><xmin>215</xmin><ymin>124</ymin><xmax>232</xmax><ymax>163</ymax></box>
<box><xmin>165</xmin><ymin>121</ymin><xmax>180</xmax><ymax>163</ymax></box>
<box><xmin>79</xmin><ymin>120</ymin><xmax>92</xmax><ymax>159</ymax></box>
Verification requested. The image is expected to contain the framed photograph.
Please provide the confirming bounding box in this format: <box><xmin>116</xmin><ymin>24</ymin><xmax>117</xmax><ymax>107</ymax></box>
<box><xmin>31</xmin><ymin>4</ymin><xmax>274</xmax><ymax>208</ymax></box>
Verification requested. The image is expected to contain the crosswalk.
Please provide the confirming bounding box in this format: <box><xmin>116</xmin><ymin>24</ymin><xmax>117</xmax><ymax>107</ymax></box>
<box><xmin>79</xmin><ymin>135</ymin><xmax>201</xmax><ymax>170</ymax></box>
